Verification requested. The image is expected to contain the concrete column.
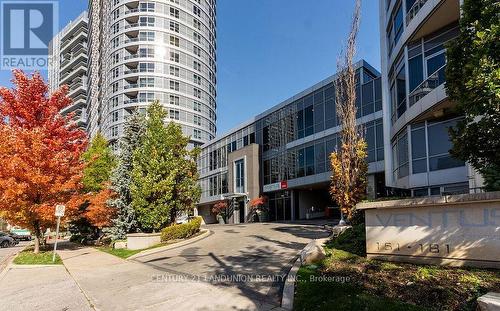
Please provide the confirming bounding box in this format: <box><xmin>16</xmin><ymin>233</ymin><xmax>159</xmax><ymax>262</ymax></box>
<box><xmin>367</xmin><ymin>174</ymin><xmax>376</xmax><ymax>200</ymax></box>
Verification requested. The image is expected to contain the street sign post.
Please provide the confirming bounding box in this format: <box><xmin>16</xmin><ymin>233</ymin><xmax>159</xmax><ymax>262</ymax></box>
<box><xmin>53</xmin><ymin>205</ymin><xmax>65</xmax><ymax>263</ymax></box>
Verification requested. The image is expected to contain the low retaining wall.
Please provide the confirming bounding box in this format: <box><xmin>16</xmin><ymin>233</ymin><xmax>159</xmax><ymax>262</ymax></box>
<box><xmin>357</xmin><ymin>192</ymin><xmax>500</xmax><ymax>269</ymax></box>
<box><xmin>126</xmin><ymin>233</ymin><xmax>161</xmax><ymax>250</ymax></box>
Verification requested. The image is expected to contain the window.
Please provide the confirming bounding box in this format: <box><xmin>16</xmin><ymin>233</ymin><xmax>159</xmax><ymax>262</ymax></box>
<box><xmin>140</xmin><ymin>2</ymin><xmax>155</xmax><ymax>12</ymax></box>
<box><xmin>170</xmin><ymin>95</ymin><xmax>180</xmax><ymax>105</ymax></box>
<box><xmin>112</xmin><ymin>82</ymin><xmax>119</xmax><ymax>93</ymax></box>
<box><xmin>170</xmin><ymin>52</ymin><xmax>179</xmax><ymax>62</ymax></box>
<box><xmin>112</xmin><ymin>37</ymin><xmax>120</xmax><ymax>48</ymax></box>
<box><xmin>193</xmin><ymin>45</ymin><xmax>201</xmax><ymax>57</ymax></box>
<box><xmin>411</xmin><ymin>123</ymin><xmax>427</xmax><ymax>173</ymax></box>
<box><xmin>139</xmin><ymin>31</ymin><xmax>155</xmax><ymax>41</ymax></box>
<box><xmin>169</xmin><ymin>80</ymin><xmax>180</xmax><ymax>91</ymax></box>
<box><xmin>139</xmin><ymin>77</ymin><xmax>154</xmax><ymax>87</ymax></box>
<box><xmin>112</xmin><ymin>23</ymin><xmax>119</xmax><ymax>34</ymax></box>
<box><xmin>193</xmin><ymin>5</ymin><xmax>201</xmax><ymax>17</ymax></box>
<box><xmin>235</xmin><ymin>159</ymin><xmax>245</xmax><ymax>193</ymax></box>
<box><xmin>139</xmin><ymin>17</ymin><xmax>155</xmax><ymax>27</ymax></box>
<box><xmin>427</xmin><ymin>119</ymin><xmax>464</xmax><ymax>171</ymax></box>
<box><xmin>193</xmin><ymin>115</ymin><xmax>201</xmax><ymax>126</ymax></box>
<box><xmin>139</xmin><ymin>62</ymin><xmax>154</xmax><ymax>72</ymax></box>
<box><xmin>193</xmin><ymin>32</ymin><xmax>201</xmax><ymax>44</ymax></box>
<box><xmin>169</xmin><ymin>65</ymin><xmax>180</xmax><ymax>76</ymax></box>
<box><xmin>193</xmin><ymin>60</ymin><xmax>201</xmax><ymax>71</ymax></box>
<box><xmin>193</xmin><ymin>88</ymin><xmax>202</xmax><ymax>98</ymax></box>
<box><xmin>170</xmin><ymin>35</ymin><xmax>179</xmax><ymax>47</ymax></box>
<box><xmin>170</xmin><ymin>7</ymin><xmax>179</xmax><ymax>18</ymax></box>
<box><xmin>304</xmin><ymin>105</ymin><xmax>314</xmax><ymax>137</ymax></box>
<box><xmin>193</xmin><ymin>101</ymin><xmax>202</xmax><ymax>112</ymax></box>
<box><xmin>139</xmin><ymin>47</ymin><xmax>154</xmax><ymax>58</ymax></box>
<box><xmin>193</xmin><ymin>74</ymin><xmax>201</xmax><ymax>85</ymax></box>
<box><xmin>387</xmin><ymin>2</ymin><xmax>404</xmax><ymax>54</ymax></box>
<box><xmin>112</xmin><ymin>67</ymin><xmax>120</xmax><ymax>78</ymax></box>
<box><xmin>170</xmin><ymin>21</ymin><xmax>179</xmax><ymax>33</ymax></box>
<box><xmin>111</xmin><ymin>97</ymin><xmax>119</xmax><ymax>108</ymax></box>
<box><xmin>112</xmin><ymin>111</ymin><xmax>119</xmax><ymax>122</ymax></box>
<box><xmin>193</xmin><ymin>129</ymin><xmax>202</xmax><ymax>139</ymax></box>
<box><xmin>111</xmin><ymin>126</ymin><xmax>118</xmax><ymax>137</ymax></box>
<box><xmin>393</xmin><ymin>131</ymin><xmax>409</xmax><ymax>179</ymax></box>
<box><xmin>138</xmin><ymin>92</ymin><xmax>154</xmax><ymax>103</ymax></box>
<box><xmin>193</xmin><ymin>19</ymin><xmax>201</xmax><ymax>30</ymax></box>
<box><xmin>169</xmin><ymin>109</ymin><xmax>180</xmax><ymax>120</ymax></box>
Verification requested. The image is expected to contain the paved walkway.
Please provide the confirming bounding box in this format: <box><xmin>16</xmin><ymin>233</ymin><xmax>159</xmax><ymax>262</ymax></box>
<box><xmin>0</xmin><ymin>221</ymin><xmax>330</xmax><ymax>311</ymax></box>
<box><xmin>58</xmin><ymin>243</ymin><xmax>283</xmax><ymax>311</ymax></box>
<box><xmin>0</xmin><ymin>264</ymin><xmax>92</xmax><ymax>311</ymax></box>
<box><xmin>132</xmin><ymin>221</ymin><xmax>330</xmax><ymax>307</ymax></box>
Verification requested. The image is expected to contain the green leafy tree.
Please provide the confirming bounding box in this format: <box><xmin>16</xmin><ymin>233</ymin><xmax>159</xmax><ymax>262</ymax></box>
<box><xmin>81</xmin><ymin>133</ymin><xmax>116</xmax><ymax>192</ymax></box>
<box><xmin>131</xmin><ymin>101</ymin><xmax>201</xmax><ymax>232</ymax></box>
<box><xmin>71</xmin><ymin>134</ymin><xmax>116</xmax><ymax>238</ymax></box>
<box><xmin>106</xmin><ymin>110</ymin><xmax>146</xmax><ymax>239</ymax></box>
<box><xmin>446</xmin><ymin>0</ymin><xmax>500</xmax><ymax>190</ymax></box>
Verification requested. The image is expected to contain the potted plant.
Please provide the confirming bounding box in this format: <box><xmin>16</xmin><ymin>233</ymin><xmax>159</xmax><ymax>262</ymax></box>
<box><xmin>250</xmin><ymin>196</ymin><xmax>268</xmax><ymax>222</ymax></box>
<box><xmin>212</xmin><ymin>200</ymin><xmax>228</xmax><ymax>224</ymax></box>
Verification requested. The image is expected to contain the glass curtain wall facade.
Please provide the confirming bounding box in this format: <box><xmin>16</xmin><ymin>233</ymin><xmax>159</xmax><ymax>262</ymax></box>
<box><xmin>380</xmin><ymin>0</ymin><xmax>469</xmax><ymax>196</ymax></box>
<box><xmin>197</xmin><ymin>61</ymin><xmax>385</xmax><ymax>223</ymax></box>
<box><xmin>87</xmin><ymin>0</ymin><xmax>217</xmax><ymax>149</ymax></box>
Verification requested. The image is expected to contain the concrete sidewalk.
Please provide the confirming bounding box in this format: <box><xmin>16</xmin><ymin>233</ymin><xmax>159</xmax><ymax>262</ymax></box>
<box><xmin>0</xmin><ymin>264</ymin><xmax>93</xmax><ymax>311</ymax></box>
<box><xmin>58</xmin><ymin>243</ymin><xmax>283</xmax><ymax>311</ymax></box>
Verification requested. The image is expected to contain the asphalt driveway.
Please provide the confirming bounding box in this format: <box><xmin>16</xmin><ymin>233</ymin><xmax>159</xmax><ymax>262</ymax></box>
<box><xmin>132</xmin><ymin>221</ymin><xmax>330</xmax><ymax>306</ymax></box>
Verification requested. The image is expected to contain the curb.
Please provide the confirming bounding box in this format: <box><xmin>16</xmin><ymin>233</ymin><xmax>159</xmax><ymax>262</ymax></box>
<box><xmin>280</xmin><ymin>226</ymin><xmax>334</xmax><ymax>310</ymax></box>
<box><xmin>127</xmin><ymin>229</ymin><xmax>212</xmax><ymax>260</ymax></box>
<box><xmin>281</xmin><ymin>255</ymin><xmax>302</xmax><ymax>310</ymax></box>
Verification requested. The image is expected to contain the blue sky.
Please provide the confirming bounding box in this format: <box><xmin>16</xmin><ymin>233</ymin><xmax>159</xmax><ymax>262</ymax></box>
<box><xmin>0</xmin><ymin>0</ymin><xmax>380</xmax><ymax>135</ymax></box>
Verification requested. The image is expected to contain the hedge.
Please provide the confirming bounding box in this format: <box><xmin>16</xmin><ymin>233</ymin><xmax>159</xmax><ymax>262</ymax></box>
<box><xmin>161</xmin><ymin>216</ymin><xmax>202</xmax><ymax>242</ymax></box>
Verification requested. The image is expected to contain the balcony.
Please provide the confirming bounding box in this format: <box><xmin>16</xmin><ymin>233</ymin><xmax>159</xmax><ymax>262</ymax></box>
<box><xmin>124</xmin><ymin>98</ymin><xmax>139</xmax><ymax>105</ymax></box>
<box><xmin>124</xmin><ymin>69</ymin><xmax>138</xmax><ymax>75</ymax></box>
<box><xmin>409</xmin><ymin>64</ymin><xmax>446</xmax><ymax>106</ymax></box>
<box><xmin>406</xmin><ymin>0</ymin><xmax>429</xmax><ymax>26</ymax></box>
<box><xmin>124</xmin><ymin>23</ymin><xmax>139</xmax><ymax>30</ymax></box>
<box><xmin>125</xmin><ymin>8</ymin><xmax>139</xmax><ymax>14</ymax></box>
<box><xmin>124</xmin><ymin>54</ymin><xmax>139</xmax><ymax>60</ymax></box>
<box><xmin>124</xmin><ymin>83</ymin><xmax>138</xmax><ymax>89</ymax></box>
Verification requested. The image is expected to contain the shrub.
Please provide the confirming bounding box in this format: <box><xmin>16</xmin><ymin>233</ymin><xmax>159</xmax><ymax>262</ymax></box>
<box><xmin>326</xmin><ymin>223</ymin><xmax>366</xmax><ymax>257</ymax></box>
<box><xmin>160</xmin><ymin>216</ymin><xmax>202</xmax><ymax>242</ymax></box>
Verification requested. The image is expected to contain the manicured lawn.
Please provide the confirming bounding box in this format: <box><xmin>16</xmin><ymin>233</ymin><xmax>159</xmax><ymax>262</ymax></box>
<box><xmin>294</xmin><ymin>224</ymin><xmax>500</xmax><ymax>311</ymax></box>
<box><xmin>97</xmin><ymin>229</ymin><xmax>205</xmax><ymax>259</ymax></box>
<box><xmin>96</xmin><ymin>246</ymin><xmax>142</xmax><ymax>259</ymax></box>
<box><xmin>14</xmin><ymin>249</ymin><xmax>62</xmax><ymax>265</ymax></box>
<box><xmin>96</xmin><ymin>240</ymin><xmax>169</xmax><ymax>259</ymax></box>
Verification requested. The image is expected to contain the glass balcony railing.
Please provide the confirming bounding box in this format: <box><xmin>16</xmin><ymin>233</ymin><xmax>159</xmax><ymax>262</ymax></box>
<box><xmin>124</xmin><ymin>54</ymin><xmax>139</xmax><ymax>60</ymax></box>
<box><xmin>124</xmin><ymin>99</ymin><xmax>139</xmax><ymax>105</ymax></box>
<box><xmin>406</xmin><ymin>0</ymin><xmax>429</xmax><ymax>26</ymax></box>
<box><xmin>124</xmin><ymin>84</ymin><xmax>138</xmax><ymax>89</ymax></box>
<box><xmin>124</xmin><ymin>69</ymin><xmax>138</xmax><ymax>74</ymax></box>
<box><xmin>409</xmin><ymin>64</ymin><xmax>446</xmax><ymax>106</ymax></box>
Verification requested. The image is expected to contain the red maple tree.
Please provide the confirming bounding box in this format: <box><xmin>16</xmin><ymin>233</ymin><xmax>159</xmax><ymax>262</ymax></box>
<box><xmin>0</xmin><ymin>70</ymin><xmax>88</xmax><ymax>253</ymax></box>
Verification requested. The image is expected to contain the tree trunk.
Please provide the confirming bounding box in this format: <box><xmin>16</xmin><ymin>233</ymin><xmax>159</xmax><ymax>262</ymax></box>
<box><xmin>33</xmin><ymin>222</ymin><xmax>42</xmax><ymax>254</ymax></box>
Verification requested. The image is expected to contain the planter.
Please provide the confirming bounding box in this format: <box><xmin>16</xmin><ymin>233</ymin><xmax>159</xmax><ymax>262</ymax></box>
<box><xmin>258</xmin><ymin>211</ymin><xmax>269</xmax><ymax>222</ymax></box>
<box><xmin>126</xmin><ymin>232</ymin><xmax>161</xmax><ymax>250</ymax></box>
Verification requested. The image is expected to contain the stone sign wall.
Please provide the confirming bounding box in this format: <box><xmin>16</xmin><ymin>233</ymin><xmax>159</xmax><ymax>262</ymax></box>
<box><xmin>356</xmin><ymin>192</ymin><xmax>500</xmax><ymax>268</ymax></box>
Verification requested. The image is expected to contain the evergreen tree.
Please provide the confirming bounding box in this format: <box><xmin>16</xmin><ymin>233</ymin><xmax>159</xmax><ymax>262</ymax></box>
<box><xmin>446</xmin><ymin>0</ymin><xmax>500</xmax><ymax>190</ymax></box>
<box><xmin>106</xmin><ymin>110</ymin><xmax>146</xmax><ymax>239</ymax></box>
<box><xmin>131</xmin><ymin>101</ymin><xmax>201</xmax><ymax>232</ymax></box>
